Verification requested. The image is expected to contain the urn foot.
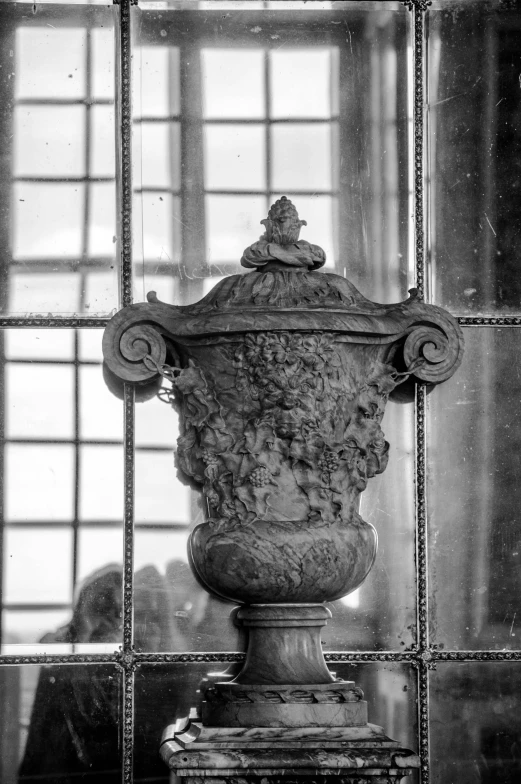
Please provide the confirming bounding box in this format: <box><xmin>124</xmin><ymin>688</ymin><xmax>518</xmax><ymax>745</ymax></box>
<box><xmin>201</xmin><ymin>604</ymin><xmax>367</xmax><ymax>729</ymax></box>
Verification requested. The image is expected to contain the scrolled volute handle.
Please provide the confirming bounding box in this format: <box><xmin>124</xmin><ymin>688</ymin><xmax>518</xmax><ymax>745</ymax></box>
<box><xmin>102</xmin><ymin>304</ymin><xmax>174</xmax><ymax>384</ymax></box>
<box><xmin>403</xmin><ymin>316</ymin><xmax>463</xmax><ymax>384</ymax></box>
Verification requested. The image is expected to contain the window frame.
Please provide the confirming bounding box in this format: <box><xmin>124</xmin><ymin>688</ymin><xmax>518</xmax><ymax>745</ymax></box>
<box><xmin>0</xmin><ymin>2</ymin><xmax>520</xmax><ymax>784</ymax></box>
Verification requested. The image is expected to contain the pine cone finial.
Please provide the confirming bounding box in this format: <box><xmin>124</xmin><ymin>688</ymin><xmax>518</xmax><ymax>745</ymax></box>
<box><xmin>261</xmin><ymin>196</ymin><xmax>307</xmax><ymax>245</ymax></box>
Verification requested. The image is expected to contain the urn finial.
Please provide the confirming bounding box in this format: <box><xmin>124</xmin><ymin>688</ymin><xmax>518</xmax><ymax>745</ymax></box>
<box><xmin>241</xmin><ymin>195</ymin><xmax>326</xmax><ymax>270</ymax></box>
<box><xmin>260</xmin><ymin>196</ymin><xmax>307</xmax><ymax>244</ymax></box>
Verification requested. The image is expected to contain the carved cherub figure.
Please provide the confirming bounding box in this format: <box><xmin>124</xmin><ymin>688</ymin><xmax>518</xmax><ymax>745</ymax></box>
<box><xmin>241</xmin><ymin>196</ymin><xmax>326</xmax><ymax>271</ymax></box>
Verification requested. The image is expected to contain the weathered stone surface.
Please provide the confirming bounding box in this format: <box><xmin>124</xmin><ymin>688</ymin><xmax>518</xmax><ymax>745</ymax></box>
<box><xmin>201</xmin><ymin>701</ymin><xmax>368</xmax><ymax>730</ymax></box>
<box><xmin>161</xmin><ymin>721</ymin><xmax>397</xmax><ymax>749</ymax></box>
<box><xmin>103</xmin><ymin>199</ymin><xmax>463</xmax><ymax>608</ymax></box>
<box><xmin>159</xmin><ymin>720</ymin><xmax>420</xmax><ymax>782</ymax></box>
<box><xmin>103</xmin><ymin>199</ymin><xmax>458</xmax><ymax>769</ymax></box>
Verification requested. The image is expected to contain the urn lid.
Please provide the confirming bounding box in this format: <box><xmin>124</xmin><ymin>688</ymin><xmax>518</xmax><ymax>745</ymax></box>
<box><xmin>102</xmin><ymin>198</ymin><xmax>464</xmax><ymax>386</ymax></box>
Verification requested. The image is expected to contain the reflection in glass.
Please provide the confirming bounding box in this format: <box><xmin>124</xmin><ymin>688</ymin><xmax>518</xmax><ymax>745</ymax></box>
<box><xmin>427</xmin><ymin>0</ymin><xmax>521</xmax><ymax>312</ymax></box>
<box><xmin>14</xmin><ymin>105</ymin><xmax>85</xmax><ymax>177</ymax></box>
<box><xmin>80</xmin><ymin>445</ymin><xmax>124</xmax><ymax>521</ymax></box>
<box><xmin>91</xmin><ymin>105</ymin><xmax>116</xmax><ymax>177</ymax></box>
<box><xmin>0</xmin><ymin>329</ymin><xmax>123</xmax><ymax>647</ymax></box>
<box><xmin>5</xmin><ymin>329</ymin><xmax>75</xmax><ymax>361</ymax></box>
<box><xmin>205</xmin><ymin>124</ymin><xmax>265</xmax><ymax>191</ymax></box>
<box><xmin>430</xmin><ymin>662</ymin><xmax>521</xmax><ymax>784</ymax></box>
<box><xmin>206</xmin><ymin>194</ymin><xmax>267</xmax><ymax>263</ymax></box>
<box><xmin>8</xmin><ymin>273</ymin><xmax>82</xmax><ymax>315</ymax></box>
<box><xmin>4</xmin><ymin>528</ymin><xmax>73</xmax><ymax>605</ymax></box>
<box><xmin>270</xmin><ymin>48</ymin><xmax>334</xmax><ymax>118</ymax></box>
<box><xmin>13</xmin><ymin>183</ymin><xmax>85</xmax><ymax>259</ymax></box>
<box><xmin>14</xmin><ymin>27</ymin><xmax>86</xmax><ymax>99</ymax></box>
<box><xmin>0</xmin><ymin>3</ymin><xmax>118</xmax><ymax>315</ymax></box>
<box><xmin>141</xmin><ymin>122</ymin><xmax>180</xmax><ymax>189</ymax></box>
<box><xmin>0</xmin><ymin>664</ymin><xmax>122</xmax><ymax>782</ymax></box>
<box><xmin>134</xmin><ymin>2</ymin><xmax>410</xmax><ymax>306</ymax></box>
<box><xmin>7</xmin><ymin>364</ymin><xmax>74</xmax><ymax>439</ymax></box>
<box><xmin>5</xmin><ymin>444</ymin><xmax>75</xmax><ymax>522</ymax></box>
<box><xmin>428</xmin><ymin>327</ymin><xmax>521</xmax><ymax>649</ymax></box>
<box><xmin>202</xmin><ymin>49</ymin><xmax>265</xmax><ymax>119</ymax></box>
<box><xmin>271</xmin><ymin>124</ymin><xmax>332</xmax><ymax>191</ymax></box>
<box><xmin>324</xmin><ymin>400</ymin><xmax>416</xmax><ymax>651</ymax></box>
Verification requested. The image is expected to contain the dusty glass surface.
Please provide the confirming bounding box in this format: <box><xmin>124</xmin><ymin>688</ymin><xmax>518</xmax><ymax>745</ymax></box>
<box><xmin>428</xmin><ymin>327</ymin><xmax>521</xmax><ymax>650</ymax></box>
<box><xmin>324</xmin><ymin>399</ymin><xmax>416</xmax><ymax>651</ymax></box>
<box><xmin>132</xmin><ymin>0</ymin><xmax>411</xmax><ymax>307</ymax></box>
<box><xmin>0</xmin><ymin>664</ymin><xmax>122</xmax><ymax>783</ymax></box>
<box><xmin>426</xmin><ymin>0</ymin><xmax>521</xmax><ymax>312</ymax></box>
<box><xmin>0</xmin><ymin>329</ymin><xmax>123</xmax><ymax>649</ymax></box>
<box><xmin>0</xmin><ymin>3</ymin><xmax>118</xmax><ymax>316</ymax></box>
<box><xmin>430</xmin><ymin>662</ymin><xmax>521</xmax><ymax>784</ymax></box>
<box><xmin>133</xmin><ymin>661</ymin><xmax>418</xmax><ymax>784</ymax></box>
<box><xmin>134</xmin><ymin>379</ymin><xmax>242</xmax><ymax>652</ymax></box>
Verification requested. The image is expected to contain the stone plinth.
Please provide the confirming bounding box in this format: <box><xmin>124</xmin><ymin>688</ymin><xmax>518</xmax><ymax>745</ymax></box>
<box><xmin>160</xmin><ymin>721</ymin><xmax>420</xmax><ymax>784</ymax></box>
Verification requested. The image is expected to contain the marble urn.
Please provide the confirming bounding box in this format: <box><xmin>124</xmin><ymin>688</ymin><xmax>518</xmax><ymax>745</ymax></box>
<box><xmin>103</xmin><ymin>197</ymin><xmax>463</xmax><ymax>753</ymax></box>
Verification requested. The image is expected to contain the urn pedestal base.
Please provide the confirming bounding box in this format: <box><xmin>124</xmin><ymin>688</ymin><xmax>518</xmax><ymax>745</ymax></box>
<box><xmin>202</xmin><ymin>604</ymin><xmax>367</xmax><ymax>729</ymax></box>
<box><xmin>160</xmin><ymin>721</ymin><xmax>420</xmax><ymax>784</ymax></box>
<box><xmin>160</xmin><ymin>603</ymin><xmax>419</xmax><ymax>784</ymax></box>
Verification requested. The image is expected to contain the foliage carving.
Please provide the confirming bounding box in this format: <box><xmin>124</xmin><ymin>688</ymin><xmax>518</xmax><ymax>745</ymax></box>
<box><xmin>166</xmin><ymin>332</ymin><xmax>402</xmax><ymax>532</ymax></box>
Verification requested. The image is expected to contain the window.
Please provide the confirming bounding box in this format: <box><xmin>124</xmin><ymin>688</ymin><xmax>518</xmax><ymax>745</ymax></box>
<box><xmin>0</xmin><ymin>1</ymin><xmax>520</xmax><ymax>783</ymax></box>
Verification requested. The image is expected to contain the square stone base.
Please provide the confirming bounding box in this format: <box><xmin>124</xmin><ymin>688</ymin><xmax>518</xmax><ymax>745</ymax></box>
<box><xmin>160</xmin><ymin>721</ymin><xmax>420</xmax><ymax>784</ymax></box>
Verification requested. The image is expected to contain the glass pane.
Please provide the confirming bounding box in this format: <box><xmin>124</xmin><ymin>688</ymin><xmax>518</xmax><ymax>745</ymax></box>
<box><xmin>79</xmin><ymin>364</ymin><xmax>123</xmax><ymax>441</ymax></box>
<box><xmin>135</xmin><ymin>381</ymin><xmax>179</xmax><ymax>447</ymax></box>
<box><xmin>430</xmin><ymin>662</ymin><xmax>521</xmax><ymax>784</ymax></box>
<box><xmin>135</xmin><ymin>46</ymin><xmax>176</xmax><ymax>119</ymax></box>
<box><xmin>15</xmin><ymin>27</ymin><xmax>86</xmax><ymax>99</ymax></box>
<box><xmin>91</xmin><ymin>105</ymin><xmax>116</xmax><ymax>177</ymax></box>
<box><xmin>3</xmin><ymin>610</ymin><xmax>70</xmax><ymax>646</ymax></box>
<box><xmin>205</xmin><ymin>124</ymin><xmax>266</xmax><ymax>191</ymax></box>
<box><xmin>0</xmin><ymin>3</ymin><xmax>118</xmax><ymax>316</ymax></box>
<box><xmin>79</xmin><ymin>328</ymin><xmax>105</xmax><ymax>362</ymax></box>
<box><xmin>14</xmin><ymin>105</ymin><xmax>85</xmax><ymax>177</ymax></box>
<box><xmin>0</xmin><ymin>664</ymin><xmax>122</xmax><ymax>782</ymax></box>
<box><xmin>77</xmin><ymin>530</ymin><xmax>122</xmax><ymax>586</ymax></box>
<box><xmin>135</xmin><ymin>451</ymin><xmax>191</xmax><ymax>524</ymax></box>
<box><xmin>8</xmin><ymin>272</ymin><xmax>82</xmax><ymax>315</ymax></box>
<box><xmin>134</xmin><ymin>530</ymin><xmax>242</xmax><ymax>653</ymax></box>
<box><xmin>84</xmin><ymin>269</ymin><xmax>118</xmax><ymax>315</ymax></box>
<box><xmin>427</xmin><ymin>0</ymin><xmax>521</xmax><ymax>312</ymax></box>
<box><xmin>6</xmin><ymin>364</ymin><xmax>74</xmax><ymax>439</ymax></box>
<box><xmin>79</xmin><ymin>445</ymin><xmax>123</xmax><ymax>521</ymax></box>
<box><xmin>88</xmin><ymin>182</ymin><xmax>117</xmax><ymax>257</ymax></box>
<box><xmin>270</xmin><ymin>48</ymin><xmax>333</xmax><ymax>118</ymax></box>
<box><xmin>133</xmin><ymin>2</ymin><xmax>411</xmax><ymax>307</ymax></box>
<box><xmin>13</xmin><ymin>183</ymin><xmax>84</xmax><ymax>259</ymax></box>
<box><xmin>206</xmin><ymin>194</ymin><xmax>267</xmax><ymax>262</ymax></box>
<box><xmin>5</xmin><ymin>329</ymin><xmax>75</xmax><ymax>361</ymax></box>
<box><xmin>133</xmin><ymin>661</ymin><xmax>418</xmax><ymax>783</ymax></box>
<box><xmin>137</xmin><ymin>192</ymin><xmax>180</xmax><ymax>263</ymax></box>
<box><xmin>271</xmin><ymin>124</ymin><xmax>332</xmax><ymax>191</ymax></box>
<box><xmin>92</xmin><ymin>26</ymin><xmax>115</xmax><ymax>100</ymax></box>
<box><xmin>428</xmin><ymin>327</ymin><xmax>521</xmax><ymax>650</ymax></box>
<box><xmin>5</xmin><ymin>444</ymin><xmax>75</xmax><ymax>522</ymax></box>
<box><xmin>324</xmin><ymin>400</ymin><xmax>416</xmax><ymax>651</ymax></box>
<box><xmin>141</xmin><ymin>122</ymin><xmax>180</xmax><ymax>190</ymax></box>
<box><xmin>202</xmin><ymin>49</ymin><xmax>265</xmax><ymax>119</ymax></box>
<box><xmin>4</xmin><ymin>527</ymin><xmax>73</xmax><ymax>604</ymax></box>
